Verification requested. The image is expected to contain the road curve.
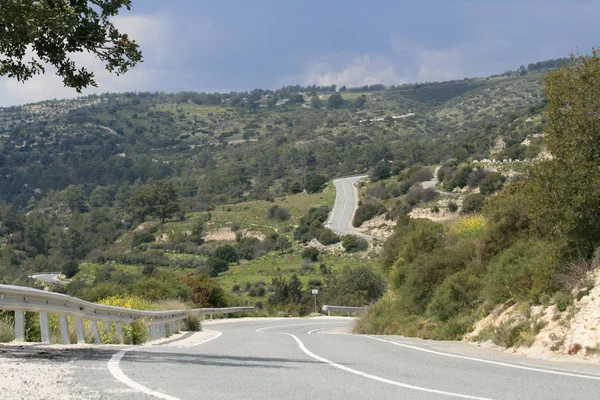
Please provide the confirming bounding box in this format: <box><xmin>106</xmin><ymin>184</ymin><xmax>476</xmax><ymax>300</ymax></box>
<box><xmin>4</xmin><ymin>318</ymin><xmax>600</xmax><ymax>399</ymax></box>
<box><xmin>30</xmin><ymin>273</ymin><xmax>68</xmax><ymax>285</ymax></box>
<box><xmin>326</xmin><ymin>175</ymin><xmax>378</xmax><ymax>240</ymax></box>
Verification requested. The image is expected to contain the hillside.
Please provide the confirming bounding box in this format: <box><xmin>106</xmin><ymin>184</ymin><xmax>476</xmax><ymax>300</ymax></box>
<box><xmin>0</xmin><ymin>57</ymin><xmax>573</xmax><ymax>321</ymax></box>
<box><xmin>0</xmin><ymin>64</ymin><xmax>557</xmax><ymax>209</ymax></box>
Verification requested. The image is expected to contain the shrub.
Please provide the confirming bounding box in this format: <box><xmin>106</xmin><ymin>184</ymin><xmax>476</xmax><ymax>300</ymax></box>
<box><xmin>237</xmin><ymin>237</ymin><xmax>261</xmax><ymax>260</ymax></box>
<box><xmin>448</xmin><ymin>201</ymin><xmax>458</xmax><ymax>212</ymax></box>
<box><xmin>427</xmin><ymin>269</ymin><xmax>483</xmax><ymax>321</ymax></box>
<box><xmin>266</xmin><ymin>205</ymin><xmax>290</xmax><ymax>221</ymax></box>
<box><xmin>353</xmin><ymin>203</ymin><xmax>386</xmax><ymax>227</ymax></box>
<box><xmin>341</xmin><ymin>235</ymin><xmax>369</xmax><ymax>252</ymax></box>
<box><xmin>184</xmin><ymin>313</ymin><xmax>201</xmax><ymax>331</ymax></box>
<box><xmin>325</xmin><ymin>266</ymin><xmax>386</xmax><ymax>306</ymax></box>
<box><xmin>479</xmin><ymin>172</ymin><xmax>506</xmax><ymax>195</ymax></box>
<box><xmin>0</xmin><ymin>315</ymin><xmax>14</xmax><ymax>342</ymax></box>
<box><xmin>462</xmin><ymin>194</ymin><xmax>485</xmax><ymax>213</ymax></box>
<box><xmin>294</xmin><ymin>206</ymin><xmax>330</xmax><ymax>242</ymax></box>
<box><xmin>316</xmin><ymin>228</ymin><xmax>340</xmax><ymax>245</ymax></box>
<box><xmin>301</xmin><ymin>247</ymin><xmax>319</xmax><ymax>262</ymax></box>
<box><xmin>214</xmin><ymin>244</ymin><xmax>238</xmax><ymax>263</ymax></box>
<box><xmin>98</xmin><ymin>296</ymin><xmax>155</xmax><ymax>344</ymax></box>
<box><xmin>230</xmin><ymin>222</ymin><xmax>240</xmax><ymax>232</ymax></box>
<box><xmin>449</xmin><ymin>215</ymin><xmax>486</xmax><ymax>238</ymax></box>
<box><xmin>207</xmin><ymin>257</ymin><xmax>229</xmax><ymax>276</ymax></box>
<box><xmin>410</xmin><ymin>168</ymin><xmax>433</xmax><ymax>184</ymax></box>
<box><xmin>61</xmin><ymin>260</ymin><xmax>80</xmax><ymax>279</ymax></box>
<box><xmin>554</xmin><ymin>290</ymin><xmax>574</xmax><ymax>312</ymax></box>
<box><xmin>484</xmin><ymin>240</ymin><xmax>558</xmax><ymax>304</ymax></box>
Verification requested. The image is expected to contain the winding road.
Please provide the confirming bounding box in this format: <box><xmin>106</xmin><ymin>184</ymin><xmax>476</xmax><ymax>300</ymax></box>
<box><xmin>8</xmin><ymin>317</ymin><xmax>600</xmax><ymax>399</ymax></box>
<box><xmin>30</xmin><ymin>272</ymin><xmax>68</xmax><ymax>285</ymax></box>
<box><xmin>326</xmin><ymin>175</ymin><xmax>378</xmax><ymax>240</ymax></box>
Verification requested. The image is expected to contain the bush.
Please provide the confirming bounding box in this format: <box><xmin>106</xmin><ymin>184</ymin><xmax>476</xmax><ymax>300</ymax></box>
<box><xmin>61</xmin><ymin>260</ymin><xmax>80</xmax><ymax>279</ymax></box>
<box><xmin>410</xmin><ymin>168</ymin><xmax>433</xmax><ymax>184</ymax></box>
<box><xmin>448</xmin><ymin>201</ymin><xmax>458</xmax><ymax>212</ymax></box>
<box><xmin>301</xmin><ymin>247</ymin><xmax>319</xmax><ymax>262</ymax></box>
<box><xmin>427</xmin><ymin>269</ymin><xmax>483</xmax><ymax>321</ymax></box>
<box><xmin>98</xmin><ymin>296</ymin><xmax>155</xmax><ymax>344</ymax></box>
<box><xmin>266</xmin><ymin>205</ymin><xmax>290</xmax><ymax>221</ymax></box>
<box><xmin>462</xmin><ymin>194</ymin><xmax>485</xmax><ymax>213</ymax></box>
<box><xmin>316</xmin><ymin>228</ymin><xmax>340</xmax><ymax>245</ymax></box>
<box><xmin>484</xmin><ymin>240</ymin><xmax>558</xmax><ymax>304</ymax></box>
<box><xmin>184</xmin><ymin>313</ymin><xmax>201</xmax><ymax>331</ymax></box>
<box><xmin>353</xmin><ymin>203</ymin><xmax>386</xmax><ymax>227</ymax></box>
<box><xmin>554</xmin><ymin>290</ymin><xmax>574</xmax><ymax>312</ymax></box>
<box><xmin>214</xmin><ymin>244</ymin><xmax>238</xmax><ymax>263</ymax></box>
<box><xmin>0</xmin><ymin>315</ymin><xmax>14</xmax><ymax>342</ymax></box>
<box><xmin>207</xmin><ymin>257</ymin><xmax>229</xmax><ymax>276</ymax></box>
<box><xmin>342</xmin><ymin>235</ymin><xmax>369</xmax><ymax>252</ymax></box>
<box><xmin>479</xmin><ymin>172</ymin><xmax>506</xmax><ymax>195</ymax></box>
<box><xmin>237</xmin><ymin>237</ymin><xmax>261</xmax><ymax>260</ymax></box>
<box><xmin>324</xmin><ymin>266</ymin><xmax>386</xmax><ymax>306</ymax></box>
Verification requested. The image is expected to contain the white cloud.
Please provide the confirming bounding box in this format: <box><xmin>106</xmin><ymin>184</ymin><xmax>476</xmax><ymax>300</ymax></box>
<box><xmin>416</xmin><ymin>47</ymin><xmax>466</xmax><ymax>82</ymax></box>
<box><xmin>301</xmin><ymin>55</ymin><xmax>408</xmax><ymax>87</ymax></box>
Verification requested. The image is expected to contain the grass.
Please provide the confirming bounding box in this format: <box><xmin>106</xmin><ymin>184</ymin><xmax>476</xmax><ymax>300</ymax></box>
<box><xmin>0</xmin><ymin>316</ymin><xmax>14</xmax><ymax>342</ymax></box>
<box><xmin>217</xmin><ymin>249</ymin><xmax>379</xmax><ymax>305</ymax></box>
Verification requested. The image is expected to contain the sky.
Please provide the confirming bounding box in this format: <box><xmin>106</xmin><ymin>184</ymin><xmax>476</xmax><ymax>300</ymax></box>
<box><xmin>1</xmin><ymin>0</ymin><xmax>599</xmax><ymax>106</ymax></box>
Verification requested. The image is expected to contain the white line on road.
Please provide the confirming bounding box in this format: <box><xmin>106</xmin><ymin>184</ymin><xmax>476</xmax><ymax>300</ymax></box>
<box><xmin>280</xmin><ymin>332</ymin><xmax>493</xmax><ymax>400</ymax></box>
<box><xmin>256</xmin><ymin>322</ymin><xmax>351</xmax><ymax>333</ymax></box>
<box><xmin>107</xmin><ymin>330</ymin><xmax>223</xmax><ymax>399</ymax></box>
<box><xmin>366</xmin><ymin>336</ymin><xmax>600</xmax><ymax>381</ymax></box>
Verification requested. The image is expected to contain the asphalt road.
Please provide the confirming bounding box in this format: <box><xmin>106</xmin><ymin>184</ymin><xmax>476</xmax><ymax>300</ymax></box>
<box><xmin>14</xmin><ymin>318</ymin><xmax>597</xmax><ymax>399</ymax></box>
<box><xmin>326</xmin><ymin>175</ymin><xmax>378</xmax><ymax>240</ymax></box>
<box><xmin>30</xmin><ymin>273</ymin><xmax>68</xmax><ymax>285</ymax></box>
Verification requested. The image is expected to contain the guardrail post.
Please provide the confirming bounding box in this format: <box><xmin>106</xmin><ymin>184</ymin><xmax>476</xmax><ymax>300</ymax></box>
<box><xmin>91</xmin><ymin>320</ymin><xmax>101</xmax><ymax>344</ymax></box>
<box><xmin>115</xmin><ymin>322</ymin><xmax>123</xmax><ymax>344</ymax></box>
<box><xmin>159</xmin><ymin>323</ymin><xmax>165</xmax><ymax>338</ymax></box>
<box><xmin>59</xmin><ymin>315</ymin><xmax>70</xmax><ymax>345</ymax></box>
<box><xmin>103</xmin><ymin>321</ymin><xmax>110</xmax><ymax>334</ymax></box>
<box><xmin>75</xmin><ymin>318</ymin><xmax>85</xmax><ymax>344</ymax></box>
<box><xmin>14</xmin><ymin>310</ymin><xmax>25</xmax><ymax>342</ymax></box>
<box><xmin>40</xmin><ymin>312</ymin><xmax>50</xmax><ymax>344</ymax></box>
<box><xmin>209</xmin><ymin>313</ymin><xmax>213</xmax><ymax>320</ymax></box>
<box><xmin>146</xmin><ymin>323</ymin><xmax>151</xmax><ymax>341</ymax></box>
<box><xmin>328</xmin><ymin>310</ymin><xmax>331</xmax><ymax>316</ymax></box>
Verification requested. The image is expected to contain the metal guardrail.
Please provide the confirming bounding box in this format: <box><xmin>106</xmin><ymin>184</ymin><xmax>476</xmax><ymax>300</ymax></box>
<box><xmin>0</xmin><ymin>284</ymin><xmax>252</xmax><ymax>345</ymax></box>
<box><xmin>321</xmin><ymin>305</ymin><xmax>367</xmax><ymax>316</ymax></box>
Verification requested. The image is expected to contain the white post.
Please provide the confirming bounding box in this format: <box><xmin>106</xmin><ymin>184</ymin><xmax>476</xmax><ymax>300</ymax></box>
<box><xmin>115</xmin><ymin>322</ymin><xmax>123</xmax><ymax>344</ymax></box>
<box><xmin>91</xmin><ymin>320</ymin><xmax>101</xmax><ymax>344</ymax></box>
<box><xmin>75</xmin><ymin>318</ymin><xmax>85</xmax><ymax>344</ymax></box>
<box><xmin>14</xmin><ymin>310</ymin><xmax>25</xmax><ymax>342</ymax></box>
<box><xmin>159</xmin><ymin>323</ymin><xmax>165</xmax><ymax>339</ymax></box>
<box><xmin>59</xmin><ymin>315</ymin><xmax>70</xmax><ymax>345</ymax></box>
<box><xmin>39</xmin><ymin>312</ymin><xmax>50</xmax><ymax>344</ymax></box>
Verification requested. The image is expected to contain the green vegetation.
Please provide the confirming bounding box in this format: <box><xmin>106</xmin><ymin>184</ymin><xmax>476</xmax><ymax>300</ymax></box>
<box><xmin>0</xmin><ymin>0</ymin><xmax>142</xmax><ymax>91</ymax></box>
<box><xmin>357</xmin><ymin>49</ymin><xmax>600</xmax><ymax>341</ymax></box>
<box><xmin>0</xmin><ymin>54</ymin><xmax>581</xmax><ymax>327</ymax></box>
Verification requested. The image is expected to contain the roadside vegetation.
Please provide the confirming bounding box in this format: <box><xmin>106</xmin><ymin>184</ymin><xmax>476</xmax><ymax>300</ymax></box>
<box><xmin>357</xmin><ymin>50</ymin><xmax>600</xmax><ymax>342</ymax></box>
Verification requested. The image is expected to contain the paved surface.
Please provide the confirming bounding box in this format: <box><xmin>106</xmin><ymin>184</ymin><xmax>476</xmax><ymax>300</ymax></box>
<box><xmin>326</xmin><ymin>175</ymin><xmax>378</xmax><ymax>240</ymax></box>
<box><xmin>30</xmin><ymin>273</ymin><xmax>68</xmax><ymax>285</ymax></box>
<box><xmin>3</xmin><ymin>318</ymin><xmax>600</xmax><ymax>399</ymax></box>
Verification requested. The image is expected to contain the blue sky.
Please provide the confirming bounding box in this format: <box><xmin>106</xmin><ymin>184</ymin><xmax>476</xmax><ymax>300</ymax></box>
<box><xmin>1</xmin><ymin>0</ymin><xmax>599</xmax><ymax>105</ymax></box>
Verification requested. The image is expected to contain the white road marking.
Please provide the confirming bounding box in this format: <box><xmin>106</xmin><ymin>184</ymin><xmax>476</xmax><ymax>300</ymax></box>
<box><xmin>107</xmin><ymin>330</ymin><xmax>223</xmax><ymax>399</ymax></box>
<box><xmin>256</xmin><ymin>322</ymin><xmax>351</xmax><ymax>333</ymax></box>
<box><xmin>280</xmin><ymin>332</ymin><xmax>493</xmax><ymax>400</ymax></box>
<box><xmin>367</xmin><ymin>336</ymin><xmax>600</xmax><ymax>381</ymax></box>
<box><xmin>187</xmin><ymin>330</ymin><xmax>223</xmax><ymax>347</ymax></box>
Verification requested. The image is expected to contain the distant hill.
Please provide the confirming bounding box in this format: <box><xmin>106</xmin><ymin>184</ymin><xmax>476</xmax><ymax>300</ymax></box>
<box><xmin>0</xmin><ymin>58</ymin><xmax>567</xmax><ymax>209</ymax></box>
